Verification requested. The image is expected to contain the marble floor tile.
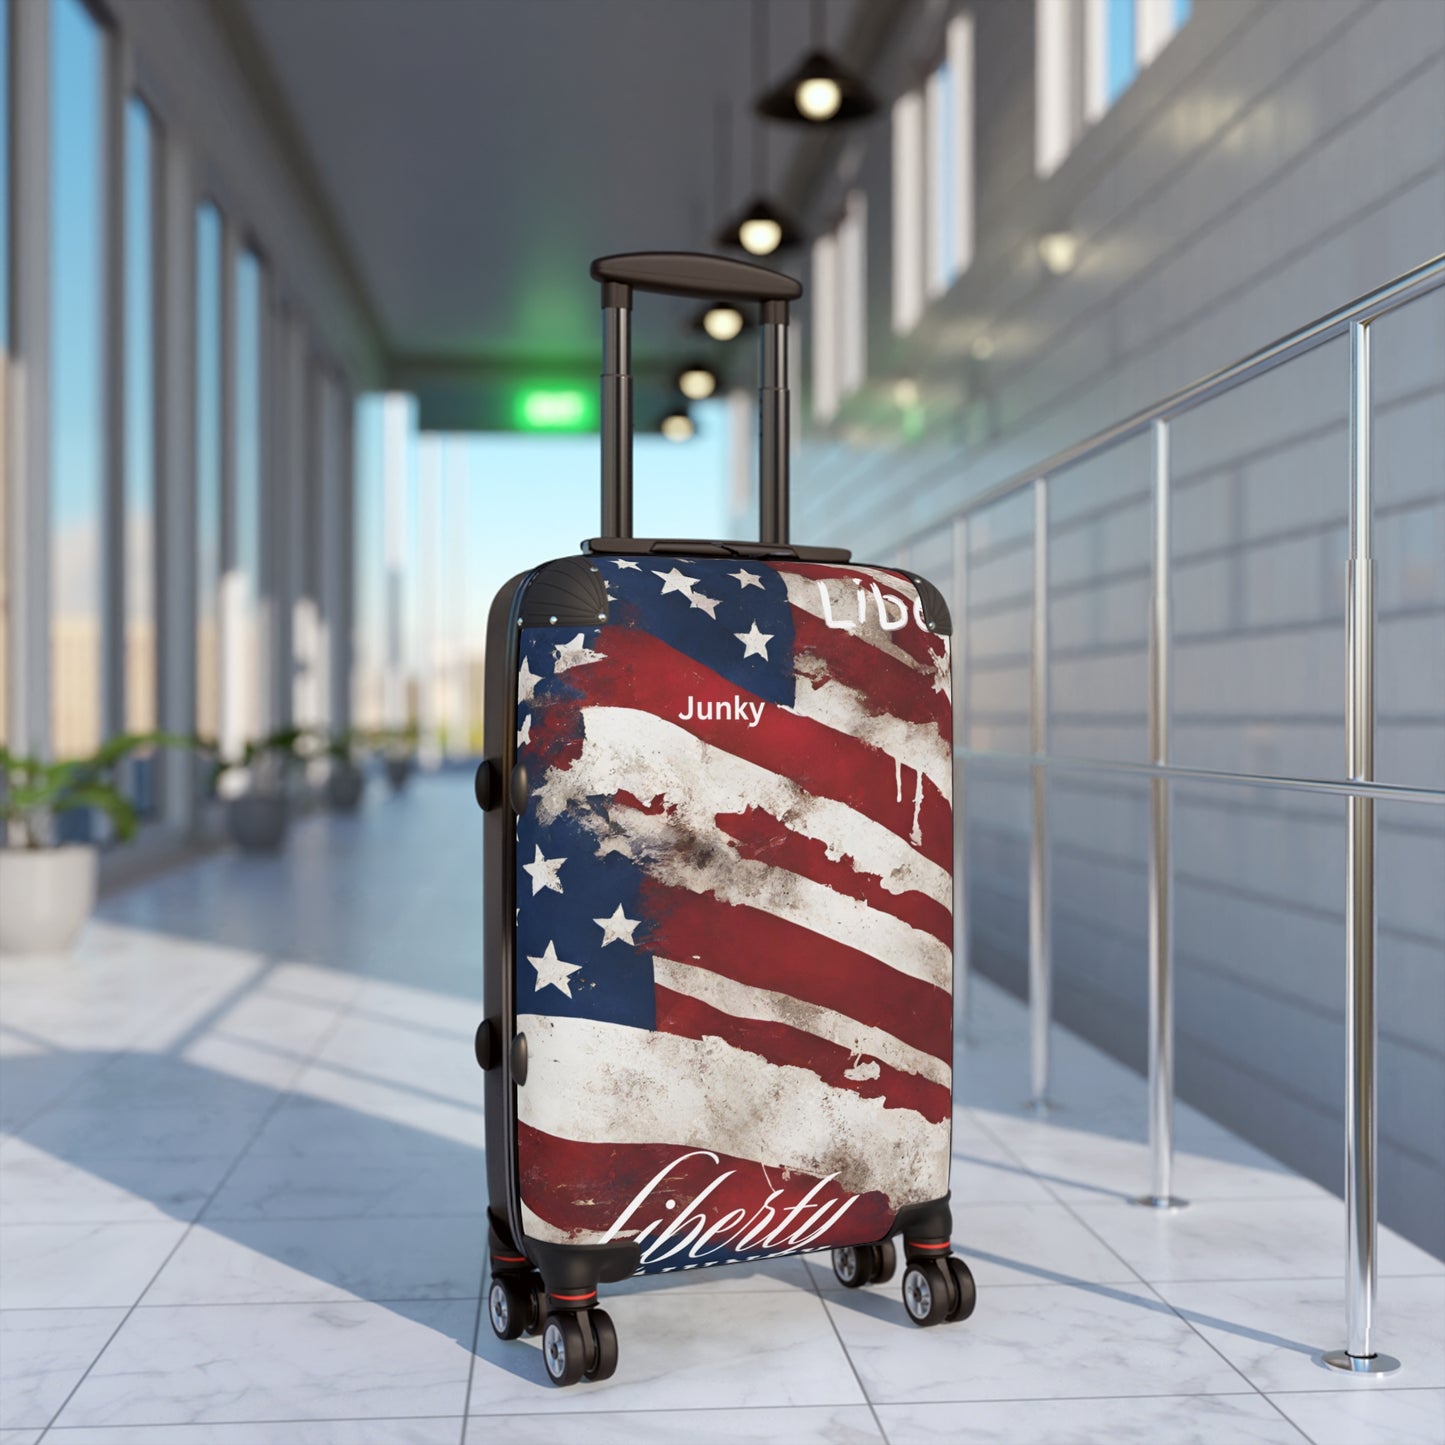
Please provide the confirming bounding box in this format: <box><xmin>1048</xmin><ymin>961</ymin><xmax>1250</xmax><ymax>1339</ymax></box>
<box><xmin>948</xmin><ymin>1133</ymin><xmax>1059</xmax><ymax>1206</ymax></box>
<box><xmin>0</xmin><ymin>1308</ymin><xmax>125</xmax><ymax>1429</ymax></box>
<box><xmin>0</xmin><ymin>1430</ymin><xmax>43</xmax><ymax>1444</ymax></box>
<box><xmin>144</xmin><ymin>1214</ymin><xmax>485</xmax><ymax>1305</ymax></box>
<box><xmin>16</xmin><ymin>1100</ymin><xmax>271</xmax><ymax>1161</ymax></box>
<box><xmin>875</xmin><ymin>1394</ymin><xmax>1311</xmax><ymax>1444</ymax></box>
<box><xmin>52</xmin><ymin>1300</ymin><xmax>478</xmax><ymax>1428</ymax></box>
<box><xmin>0</xmin><ymin>1043</ymin><xmax>112</xmax><ymax>1133</ymax></box>
<box><xmin>825</xmin><ymin>1280</ymin><xmax>1244</xmax><ymax>1404</ymax></box>
<box><xmin>1268</xmin><ymin>1386</ymin><xmax>1445</xmax><ymax>1444</ymax></box>
<box><xmin>602</xmin><ymin>1252</ymin><xmax>817</xmax><ymax>1298</ymax></box>
<box><xmin>804</xmin><ymin>1201</ymin><xmax>1138</xmax><ymax>1292</ymax></box>
<box><xmin>0</xmin><ymin>1140</ymin><xmax>231</xmax><ymax>1225</ymax></box>
<box><xmin>1155</xmin><ymin>1276</ymin><xmax>1445</xmax><ymax>1394</ymax></box>
<box><xmin>1071</xmin><ymin>1197</ymin><xmax>1445</xmax><ymax>1283</ymax></box>
<box><xmin>202</xmin><ymin>1144</ymin><xmax>485</xmax><ymax>1221</ymax></box>
<box><xmin>468</xmin><ymin>1288</ymin><xmax>865</xmax><ymax>1415</ymax></box>
<box><xmin>464</xmin><ymin>1405</ymin><xmax>886</xmax><ymax>1443</ymax></box>
<box><xmin>0</xmin><ymin>1221</ymin><xmax>186</xmax><ymax>1309</ymax></box>
<box><xmin>41</xmin><ymin>1419</ymin><xmax>465</xmax><ymax>1444</ymax></box>
<box><xmin>310</xmin><ymin>1013</ymin><xmax>480</xmax><ymax>1106</ymax></box>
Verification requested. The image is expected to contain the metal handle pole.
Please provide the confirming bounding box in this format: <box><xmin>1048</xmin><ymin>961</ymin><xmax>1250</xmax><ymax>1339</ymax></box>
<box><xmin>758</xmin><ymin>302</ymin><xmax>789</xmax><ymax>545</ymax></box>
<box><xmin>1325</xmin><ymin>320</ymin><xmax>1399</xmax><ymax>1374</ymax></box>
<box><xmin>952</xmin><ymin>514</ymin><xmax>971</xmax><ymax>1042</ymax></box>
<box><xmin>1137</xmin><ymin>418</ymin><xmax>1187</xmax><ymax>1209</ymax></box>
<box><xmin>1028</xmin><ymin>477</ymin><xmax>1054</xmax><ymax>1111</ymax></box>
<box><xmin>600</xmin><ymin>299</ymin><xmax>633</xmax><ymax>538</ymax></box>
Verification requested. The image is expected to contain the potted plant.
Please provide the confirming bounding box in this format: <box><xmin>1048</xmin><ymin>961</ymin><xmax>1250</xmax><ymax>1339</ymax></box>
<box><xmin>382</xmin><ymin>723</ymin><xmax>419</xmax><ymax>793</ymax></box>
<box><xmin>0</xmin><ymin>732</ymin><xmax>186</xmax><ymax>955</ymax></box>
<box><xmin>220</xmin><ymin>727</ymin><xmax>307</xmax><ymax>853</ymax></box>
<box><xmin>325</xmin><ymin>729</ymin><xmax>366</xmax><ymax>812</ymax></box>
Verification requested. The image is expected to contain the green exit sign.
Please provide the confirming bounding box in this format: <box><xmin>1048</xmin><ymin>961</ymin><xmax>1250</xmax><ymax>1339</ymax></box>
<box><xmin>514</xmin><ymin>386</ymin><xmax>594</xmax><ymax>432</ymax></box>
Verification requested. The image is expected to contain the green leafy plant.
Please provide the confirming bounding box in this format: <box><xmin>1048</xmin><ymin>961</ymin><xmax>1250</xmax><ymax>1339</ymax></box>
<box><xmin>0</xmin><ymin>732</ymin><xmax>190</xmax><ymax>850</ymax></box>
<box><xmin>213</xmin><ymin>726</ymin><xmax>312</xmax><ymax>794</ymax></box>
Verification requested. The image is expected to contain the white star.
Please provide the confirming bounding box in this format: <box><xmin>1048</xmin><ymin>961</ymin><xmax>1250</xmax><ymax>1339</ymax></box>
<box><xmin>521</xmin><ymin>845</ymin><xmax>566</xmax><ymax>895</ymax></box>
<box><xmin>516</xmin><ymin>714</ymin><xmax>532</xmax><ymax>748</ymax></box>
<box><xmin>735</xmin><ymin>620</ymin><xmax>774</xmax><ymax>659</ymax></box>
<box><xmin>689</xmin><ymin>592</ymin><xmax>721</xmax><ymax>619</ymax></box>
<box><xmin>612</xmin><ymin>558</ymin><xmax>641</xmax><ymax>570</ymax></box>
<box><xmin>528</xmin><ymin>940</ymin><xmax>581</xmax><ymax>997</ymax></box>
<box><xmin>593</xmin><ymin>904</ymin><xmax>640</xmax><ymax>947</ymax></box>
<box><xmin>517</xmin><ymin>656</ymin><xmax>542</xmax><ymax>704</ymax></box>
<box><xmin>730</xmin><ymin>568</ymin><xmax>764</xmax><ymax>590</ymax></box>
<box><xmin>553</xmin><ymin>633</ymin><xmax>606</xmax><ymax>673</ymax></box>
<box><xmin>652</xmin><ymin>566</ymin><xmax>699</xmax><ymax>597</ymax></box>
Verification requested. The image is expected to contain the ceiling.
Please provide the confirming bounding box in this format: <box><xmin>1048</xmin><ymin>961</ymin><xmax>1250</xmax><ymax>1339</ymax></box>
<box><xmin>236</xmin><ymin>0</ymin><xmax>885</xmax><ymax>390</ymax></box>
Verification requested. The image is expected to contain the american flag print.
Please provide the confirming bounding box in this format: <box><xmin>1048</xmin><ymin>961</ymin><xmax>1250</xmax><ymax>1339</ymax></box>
<box><xmin>513</xmin><ymin>556</ymin><xmax>953</xmax><ymax>1273</ymax></box>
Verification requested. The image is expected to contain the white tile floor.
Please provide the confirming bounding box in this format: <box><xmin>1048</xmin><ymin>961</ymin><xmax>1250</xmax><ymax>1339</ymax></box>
<box><xmin>1</xmin><ymin>773</ymin><xmax>1442</xmax><ymax>1444</ymax></box>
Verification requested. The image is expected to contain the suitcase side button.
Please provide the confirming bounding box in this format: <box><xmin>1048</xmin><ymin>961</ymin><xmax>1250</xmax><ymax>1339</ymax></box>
<box><xmin>474</xmin><ymin>759</ymin><xmax>499</xmax><ymax>812</ymax></box>
<box><xmin>510</xmin><ymin>1031</ymin><xmax>528</xmax><ymax>1086</ymax></box>
<box><xmin>509</xmin><ymin>762</ymin><xmax>530</xmax><ymax>814</ymax></box>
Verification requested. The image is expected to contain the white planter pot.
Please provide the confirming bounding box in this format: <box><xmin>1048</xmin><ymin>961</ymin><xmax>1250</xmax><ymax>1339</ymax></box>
<box><xmin>0</xmin><ymin>844</ymin><xmax>99</xmax><ymax>955</ymax></box>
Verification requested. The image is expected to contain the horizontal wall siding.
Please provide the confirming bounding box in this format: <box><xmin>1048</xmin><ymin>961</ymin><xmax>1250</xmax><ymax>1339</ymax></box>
<box><xmin>798</xmin><ymin>0</ymin><xmax>1445</xmax><ymax>1255</ymax></box>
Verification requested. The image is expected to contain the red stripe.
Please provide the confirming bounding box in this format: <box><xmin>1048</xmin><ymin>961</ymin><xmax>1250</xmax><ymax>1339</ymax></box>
<box><xmin>518</xmin><ymin>1122</ymin><xmax>896</xmax><ymax>1257</ymax></box>
<box><xmin>637</xmin><ymin>876</ymin><xmax>952</xmax><ymax>1066</ymax></box>
<box><xmin>550</xmin><ymin>624</ymin><xmax>951</xmax><ymax>869</ymax></box>
<box><xmin>715</xmin><ymin>805</ymin><xmax>952</xmax><ymax>949</ymax></box>
<box><xmin>655</xmin><ymin>984</ymin><xmax>951</xmax><ymax>1125</ymax></box>
<box><xmin>781</xmin><ymin>563</ymin><xmax>949</xmax><ymax>672</ymax></box>
<box><xmin>790</xmin><ymin>603</ymin><xmax>950</xmax><ymax>737</ymax></box>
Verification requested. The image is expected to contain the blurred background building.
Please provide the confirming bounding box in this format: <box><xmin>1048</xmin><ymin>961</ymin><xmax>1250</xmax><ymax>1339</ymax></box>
<box><xmin>1</xmin><ymin>0</ymin><xmax>1441</xmax><ymax>1282</ymax></box>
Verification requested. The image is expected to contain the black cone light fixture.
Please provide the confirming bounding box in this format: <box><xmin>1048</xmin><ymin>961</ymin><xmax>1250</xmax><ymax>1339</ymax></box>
<box><xmin>755</xmin><ymin>0</ymin><xmax>876</xmax><ymax>124</ymax></box>
<box><xmin>716</xmin><ymin>2</ymin><xmax>801</xmax><ymax>257</ymax></box>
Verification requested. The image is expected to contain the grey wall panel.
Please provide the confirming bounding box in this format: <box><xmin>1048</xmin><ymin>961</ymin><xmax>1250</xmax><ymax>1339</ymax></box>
<box><xmin>799</xmin><ymin>0</ymin><xmax>1445</xmax><ymax>1253</ymax></box>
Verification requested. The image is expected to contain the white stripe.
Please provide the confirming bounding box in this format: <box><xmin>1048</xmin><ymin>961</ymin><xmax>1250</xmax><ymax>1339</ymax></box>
<box><xmin>600</xmin><ymin>802</ymin><xmax>951</xmax><ymax>993</ymax></box>
<box><xmin>652</xmin><ymin>956</ymin><xmax>952</xmax><ymax>1088</ymax></box>
<box><xmin>788</xmin><ymin>657</ymin><xmax>953</xmax><ymax>806</ymax></box>
<box><xmin>532</xmin><ymin>706</ymin><xmax>951</xmax><ymax>909</ymax></box>
<box><xmin>781</xmin><ymin>568</ymin><xmax>951</xmax><ymax>681</ymax></box>
<box><xmin>516</xmin><ymin>1013</ymin><xmax>951</xmax><ymax>1210</ymax></box>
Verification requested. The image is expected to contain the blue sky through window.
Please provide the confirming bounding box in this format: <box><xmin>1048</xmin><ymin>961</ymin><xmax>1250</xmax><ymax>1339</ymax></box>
<box><xmin>1107</xmin><ymin>0</ymin><xmax>1137</xmax><ymax>106</ymax></box>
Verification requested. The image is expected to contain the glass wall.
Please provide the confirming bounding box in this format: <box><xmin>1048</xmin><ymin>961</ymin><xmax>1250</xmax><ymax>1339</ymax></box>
<box><xmin>194</xmin><ymin>202</ymin><xmax>222</xmax><ymax>745</ymax></box>
<box><xmin>124</xmin><ymin>97</ymin><xmax>156</xmax><ymax>737</ymax></box>
<box><xmin>0</xmin><ymin>0</ymin><xmax>10</xmax><ymax>746</ymax></box>
<box><xmin>233</xmin><ymin>247</ymin><xmax>263</xmax><ymax>743</ymax></box>
<box><xmin>49</xmin><ymin>0</ymin><xmax>106</xmax><ymax>761</ymax></box>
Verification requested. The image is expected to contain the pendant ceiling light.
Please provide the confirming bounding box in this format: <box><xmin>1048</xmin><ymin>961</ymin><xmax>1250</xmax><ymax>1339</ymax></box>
<box><xmin>716</xmin><ymin>2</ymin><xmax>801</xmax><ymax>258</ymax></box>
<box><xmin>755</xmin><ymin>0</ymin><xmax>876</xmax><ymax>124</ymax></box>
<box><xmin>693</xmin><ymin>303</ymin><xmax>748</xmax><ymax>342</ymax></box>
<box><xmin>676</xmin><ymin>362</ymin><xmax>719</xmax><ymax>401</ymax></box>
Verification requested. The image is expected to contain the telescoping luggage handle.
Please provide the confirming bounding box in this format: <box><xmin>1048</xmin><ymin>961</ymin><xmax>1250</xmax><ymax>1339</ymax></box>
<box><xmin>591</xmin><ymin>252</ymin><xmax>801</xmax><ymax>547</ymax></box>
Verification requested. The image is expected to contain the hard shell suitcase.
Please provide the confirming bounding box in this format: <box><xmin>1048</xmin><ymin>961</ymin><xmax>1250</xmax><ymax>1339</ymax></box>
<box><xmin>475</xmin><ymin>252</ymin><xmax>975</xmax><ymax>1387</ymax></box>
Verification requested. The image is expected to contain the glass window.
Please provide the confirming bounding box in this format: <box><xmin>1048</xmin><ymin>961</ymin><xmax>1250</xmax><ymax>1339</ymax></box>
<box><xmin>49</xmin><ymin>0</ymin><xmax>106</xmax><ymax>761</ymax></box>
<box><xmin>234</xmin><ymin>247</ymin><xmax>263</xmax><ymax>742</ymax></box>
<box><xmin>890</xmin><ymin>90</ymin><xmax>925</xmax><ymax>334</ymax></box>
<box><xmin>124</xmin><ymin>98</ymin><xmax>156</xmax><ymax>739</ymax></box>
<box><xmin>0</xmin><ymin>0</ymin><xmax>10</xmax><ymax>747</ymax></box>
<box><xmin>195</xmin><ymin>202</ymin><xmax>222</xmax><ymax>745</ymax></box>
<box><xmin>1106</xmin><ymin>0</ymin><xmax>1137</xmax><ymax>106</ymax></box>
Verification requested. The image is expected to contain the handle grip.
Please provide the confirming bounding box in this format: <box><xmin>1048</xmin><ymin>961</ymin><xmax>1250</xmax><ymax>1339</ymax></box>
<box><xmin>594</xmin><ymin>251</ymin><xmax>800</xmax><ymax>546</ymax></box>
<box><xmin>591</xmin><ymin>251</ymin><xmax>802</xmax><ymax>305</ymax></box>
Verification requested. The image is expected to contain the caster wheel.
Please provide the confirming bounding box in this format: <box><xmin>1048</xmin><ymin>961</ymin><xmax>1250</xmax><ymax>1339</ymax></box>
<box><xmin>487</xmin><ymin>1275</ymin><xmax>528</xmax><ymax>1341</ymax></box>
<box><xmin>901</xmin><ymin>1260</ymin><xmax>953</xmax><ymax>1327</ymax></box>
<box><xmin>523</xmin><ymin>1275</ymin><xmax>548</xmax><ymax>1337</ymax></box>
<box><xmin>869</xmin><ymin>1239</ymin><xmax>897</xmax><ymax>1284</ymax></box>
<box><xmin>542</xmin><ymin>1312</ymin><xmax>587</xmax><ymax>1387</ymax></box>
<box><xmin>832</xmin><ymin>1246</ymin><xmax>870</xmax><ymax>1289</ymax></box>
<box><xmin>584</xmin><ymin>1307</ymin><xmax>618</xmax><ymax>1381</ymax></box>
<box><xmin>945</xmin><ymin>1256</ymin><xmax>977</xmax><ymax>1322</ymax></box>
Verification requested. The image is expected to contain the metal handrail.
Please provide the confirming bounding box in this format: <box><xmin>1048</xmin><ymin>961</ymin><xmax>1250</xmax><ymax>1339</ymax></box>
<box><xmin>942</xmin><ymin>251</ymin><xmax>1445</xmax><ymax>1374</ymax></box>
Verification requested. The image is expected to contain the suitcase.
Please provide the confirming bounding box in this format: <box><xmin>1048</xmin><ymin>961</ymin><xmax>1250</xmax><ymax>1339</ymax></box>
<box><xmin>475</xmin><ymin>251</ymin><xmax>974</xmax><ymax>1387</ymax></box>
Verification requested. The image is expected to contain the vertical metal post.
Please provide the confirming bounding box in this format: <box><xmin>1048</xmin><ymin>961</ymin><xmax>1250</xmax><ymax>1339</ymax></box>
<box><xmin>1325</xmin><ymin>321</ymin><xmax>1399</xmax><ymax>1374</ymax></box>
<box><xmin>758</xmin><ymin>301</ymin><xmax>789</xmax><ymax>545</ymax></box>
<box><xmin>1028</xmin><ymin>477</ymin><xmax>1055</xmax><ymax>1110</ymax></box>
<box><xmin>1136</xmin><ymin>418</ymin><xmax>1187</xmax><ymax>1208</ymax></box>
<box><xmin>952</xmin><ymin>513</ymin><xmax>970</xmax><ymax>1041</ymax></box>
<box><xmin>600</xmin><ymin>286</ymin><xmax>632</xmax><ymax>538</ymax></box>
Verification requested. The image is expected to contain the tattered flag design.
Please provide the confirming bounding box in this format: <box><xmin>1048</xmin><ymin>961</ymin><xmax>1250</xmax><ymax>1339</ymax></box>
<box><xmin>513</xmin><ymin>557</ymin><xmax>953</xmax><ymax>1273</ymax></box>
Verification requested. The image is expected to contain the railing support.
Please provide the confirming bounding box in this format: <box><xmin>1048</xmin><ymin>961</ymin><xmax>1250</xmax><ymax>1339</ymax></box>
<box><xmin>952</xmin><ymin>514</ymin><xmax>971</xmax><ymax>1044</ymax></box>
<box><xmin>1325</xmin><ymin>321</ymin><xmax>1399</xmax><ymax>1374</ymax></box>
<box><xmin>1027</xmin><ymin>477</ymin><xmax>1056</xmax><ymax>1111</ymax></box>
<box><xmin>1135</xmin><ymin>418</ymin><xmax>1187</xmax><ymax>1209</ymax></box>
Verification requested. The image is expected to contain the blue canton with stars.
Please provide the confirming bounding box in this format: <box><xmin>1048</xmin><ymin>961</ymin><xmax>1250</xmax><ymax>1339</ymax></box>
<box><xmin>512</xmin><ymin>556</ymin><xmax>799</xmax><ymax>1029</ymax></box>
